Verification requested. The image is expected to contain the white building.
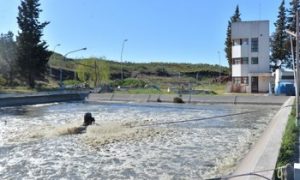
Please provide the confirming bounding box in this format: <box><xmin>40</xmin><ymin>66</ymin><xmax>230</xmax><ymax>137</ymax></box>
<box><xmin>231</xmin><ymin>20</ymin><xmax>271</xmax><ymax>93</ymax></box>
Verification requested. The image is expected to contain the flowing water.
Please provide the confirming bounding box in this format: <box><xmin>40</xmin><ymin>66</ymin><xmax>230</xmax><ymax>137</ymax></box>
<box><xmin>0</xmin><ymin>102</ymin><xmax>279</xmax><ymax>179</ymax></box>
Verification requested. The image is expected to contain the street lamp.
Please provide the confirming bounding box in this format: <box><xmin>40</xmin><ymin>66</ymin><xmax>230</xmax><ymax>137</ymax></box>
<box><xmin>285</xmin><ymin>10</ymin><xmax>299</xmax><ymax>123</ymax></box>
<box><xmin>120</xmin><ymin>39</ymin><xmax>128</xmax><ymax>80</ymax></box>
<box><xmin>60</xmin><ymin>47</ymin><xmax>87</xmax><ymax>88</ymax></box>
<box><xmin>218</xmin><ymin>51</ymin><xmax>221</xmax><ymax>83</ymax></box>
<box><xmin>49</xmin><ymin>44</ymin><xmax>61</xmax><ymax>76</ymax></box>
<box><xmin>53</xmin><ymin>44</ymin><xmax>61</xmax><ymax>52</ymax></box>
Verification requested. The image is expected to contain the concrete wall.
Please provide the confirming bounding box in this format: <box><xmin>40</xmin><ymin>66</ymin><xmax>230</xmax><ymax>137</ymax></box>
<box><xmin>0</xmin><ymin>92</ymin><xmax>89</xmax><ymax>107</ymax></box>
<box><xmin>87</xmin><ymin>93</ymin><xmax>289</xmax><ymax>105</ymax></box>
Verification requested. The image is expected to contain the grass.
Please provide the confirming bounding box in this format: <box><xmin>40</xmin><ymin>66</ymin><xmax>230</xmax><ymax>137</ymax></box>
<box><xmin>276</xmin><ymin>103</ymin><xmax>298</xmax><ymax>168</ymax></box>
<box><xmin>117</xmin><ymin>88</ymin><xmax>167</xmax><ymax>94</ymax></box>
<box><xmin>0</xmin><ymin>86</ymin><xmax>36</xmax><ymax>93</ymax></box>
<box><xmin>194</xmin><ymin>83</ymin><xmax>227</xmax><ymax>95</ymax></box>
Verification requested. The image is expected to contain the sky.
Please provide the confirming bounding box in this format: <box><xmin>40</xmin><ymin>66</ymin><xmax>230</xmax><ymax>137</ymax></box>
<box><xmin>0</xmin><ymin>0</ymin><xmax>284</xmax><ymax>66</ymax></box>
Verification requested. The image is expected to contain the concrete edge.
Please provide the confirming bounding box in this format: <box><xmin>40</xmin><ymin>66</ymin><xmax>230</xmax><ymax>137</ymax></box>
<box><xmin>86</xmin><ymin>93</ymin><xmax>288</xmax><ymax>105</ymax></box>
<box><xmin>231</xmin><ymin>96</ymin><xmax>295</xmax><ymax>180</ymax></box>
<box><xmin>0</xmin><ymin>93</ymin><xmax>89</xmax><ymax>107</ymax></box>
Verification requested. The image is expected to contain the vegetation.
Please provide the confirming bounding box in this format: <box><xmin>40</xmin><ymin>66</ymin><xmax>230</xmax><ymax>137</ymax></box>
<box><xmin>271</xmin><ymin>0</ymin><xmax>290</xmax><ymax>71</ymax></box>
<box><xmin>0</xmin><ymin>32</ymin><xmax>17</xmax><ymax>86</ymax></box>
<box><xmin>276</xmin><ymin>103</ymin><xmax>298</xmax><ymax>168</ymax></box>
<box><xmin>224</xmin><ymin>5</ymin><xmax>241</xmax><ymax>75</ymax></box>
<box><xmin>173</xmin><ymin>97</ymin><xmax>184</xmax><ymax>103</ymax></box>
<box><xmin>286</xmin><ymin>0</ymin><xmax>300</xmax><ymax>66</ymax></box>
<box><xmin>75</xmin><ymin>58</ymin><xmax>110</xmax><ymax>87</ymax></box>
<box><xmin>195</xmin><ymin>82</ymin><xmax>226</xmax><ymax>95</ymax></box>
<box><xmin>16</xmin><ymin>0</ymin><xmax>50</xmax><ymax>88</ymax></box>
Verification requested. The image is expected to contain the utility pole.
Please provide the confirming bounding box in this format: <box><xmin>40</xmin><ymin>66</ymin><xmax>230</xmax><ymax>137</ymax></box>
<box><xmin>120</xmin><ymin>39</ymin><xmax>128</xmax><ymax>81</ymax></box>
<box><xmin>286</xmin><ymin>10</ymin><xmax>300</xmax><ymax>124</ymax></box>
<box><xmin>218</xmin><ymin>51</ymin><xmax>221</xmax><ymax>84</ymax></box>
<box><xmin>296</xmin><ymin>10</ymin><xmax>299</xmax><ymax>123</ymax></box>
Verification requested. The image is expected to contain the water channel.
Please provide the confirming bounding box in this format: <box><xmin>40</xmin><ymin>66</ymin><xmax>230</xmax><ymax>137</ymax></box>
<box><xmin>0</xmin><ymin>102</ymin><xmax>279</xmax><ymax>179</ymax></box>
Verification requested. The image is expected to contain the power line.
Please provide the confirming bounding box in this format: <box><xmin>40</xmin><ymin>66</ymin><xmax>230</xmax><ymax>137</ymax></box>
<box><xmin>135</xmin><ymin>111</ymin><xmax>256</xmax><ymax>127</ymax></box>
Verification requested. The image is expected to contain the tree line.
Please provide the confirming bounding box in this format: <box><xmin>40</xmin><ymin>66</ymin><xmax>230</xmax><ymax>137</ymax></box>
<box><xmin>224</xmin><ymin>0</ymin><xmax>299</xmax><ymax>73</ymax></box>
<box><xmin>0</xmin><ymin>0</ymin><xmax>50</xmax><ymax>88</ymax></box>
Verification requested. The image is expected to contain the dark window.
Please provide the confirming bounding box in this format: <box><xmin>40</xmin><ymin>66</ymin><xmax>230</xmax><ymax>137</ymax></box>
<box><xmin>241</xmin><ymin>77</ymin><xmax>249</xmax><ymax>84</ymax></box>
<box><xmin>232</xmin><ymin>58</ymin><xmax>241</xmax><ymax>64</ymax></box>
<box><xmin>241</xmin><ymin>38</ymin><xmax>248</xmax><ymax>45</ymax></box>
<box><xmin>282</xmin><ymin>76</ymin><xmax>294</xmax><ymax>80</ymax></box>
<box><xmin>233</xmin><ymin>77</ymin><xmax>241</xmax><ymax>84</ymax></box>
<box><xmin>251</xmin><ymin>57</ymin><xmax>258</xmax><ymax>64</ymax></box>
<box><xmin>233</xmin><ymin>39</ymin><xmax>241</xmax><ymax>46</ymax></box>
<box><xmin>233</xmin><ymin>77</ymin><xmax>248</xmax><ymax>84</ymax></box>
<box><xmin>251</xmin><ymin>38</ymin><xmax>258</xmax><ymax>52</ymax></box>
<box><xmin>241</xmin><ymin>57</ymin><xmax>249</xmax><ymax>64</ymax></box>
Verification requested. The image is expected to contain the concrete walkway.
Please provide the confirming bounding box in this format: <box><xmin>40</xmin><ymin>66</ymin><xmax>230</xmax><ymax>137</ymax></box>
<box><xmin>230</xmin><ymin>97</ymin><xmax>294</xmax><ymax>180</ymax></box>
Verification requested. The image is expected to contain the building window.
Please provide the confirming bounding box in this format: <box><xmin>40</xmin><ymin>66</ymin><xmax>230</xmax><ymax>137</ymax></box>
<box><xmin>241</xmin><ymin>77</ymin><xmax>249</xmax><ymax>84</ymax></box>
<box><xmin>251</xmin><ymin>38</ymin><xmax>258</xmax><ymax>52</ymax></box>
<box><xmin>251</xmin><ymin>57</ymin><xmax>258</xmax><ymax>64</ymax></box>
<box><xmin>233</xmin><ymin>77</ymin><xmax>241</xmax><ymax>84</ymax></box>
<box><xmin>233</xmin><ymin>77</ymin><xmax>249</xmax><ymax>85</ymax></box>
<box><xmin>241</xmin><ymin>57</ymin><xmax>249</xmax><ymax>64</ymax></box>
<box><xmin>282</xmin><ymin>75</ymin><xmax>294</xmax><ymax>80</ymax></box>
<box><xmin>233</xmin><ymin>39</ymin><xmax>241</xmax><ymax>46</ymax></box>
<box><xmin>241</xmin><ymin>38</ymin><xmax>249</xmax><ymax>45</ymax></box>
<box><xmin>232</xmin><ymin>58</ymin><xmax>241</xmax><ymax>64</ymax></box>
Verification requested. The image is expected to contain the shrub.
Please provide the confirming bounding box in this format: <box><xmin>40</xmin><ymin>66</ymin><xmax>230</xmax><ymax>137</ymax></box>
<box><xmin>276</xmin><ymin>104</ymin><xmax>298</xmax><ymax>169</ymax></box>
<box><xmin>122</xmin><ymin>78</ymin><xmax>146</xmax><ymax>88</ymax></box>
<box><xmin>63</xmin><ymin>80</ymin><xmax>82</xmax><ymax>85</ymax></box>
<box><xmin>173</xmin><ymin>97</ymin><xmax>184</xmax><ymax>103</ymax></box>
<box><xmin>0</xmin><ymin>75</ymin><xmax>7</xmax><ymax>86</ymax></box>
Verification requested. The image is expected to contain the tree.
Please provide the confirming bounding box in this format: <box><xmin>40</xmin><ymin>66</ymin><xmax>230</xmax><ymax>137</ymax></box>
<box><xmin>16</xmin><ymin>0</ymin><xmax>51</xmax><ymax>88</ymax></box>
<box><xmin>224</xmin><ymin>5</ymin><xmax>241</xmax><ymax>75</ymax></box>
<box><xmin>286</xmin><ymin>0</ymin><xmax>300</xmax><ymax>67</ymax></box>
<box><xmin>271</xmin><ymin>0</ymin><xmax>289</xmax><ymax>71</ymax></box>
<box><xmin>76</xmin><ymin>58</ymin><xmax>110</xmax><ymax>87</ymax></box>
<box><xmin>0</xmin><ymin>31</ymin><xmax>17</xmax><ymax>85</ymax></box>
<box><xmin>287</xmin><ymin>0</ymin><xmax>300</xmax><ymax>32</ymax></box>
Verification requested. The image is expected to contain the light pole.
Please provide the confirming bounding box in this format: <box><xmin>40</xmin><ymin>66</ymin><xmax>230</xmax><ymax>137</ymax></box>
<box><xmin>53</xmin><ymin>44</ymin><xmax>61</xmax><ymax>53</ymax></box>
<box><xmin>285</xmin><ymin>10</ymin><xmax>299</xmax><ymax>123</ymax></box>
<box><xmin>60</xmin><ymin>47</ymin><xmax>87</xmax><ymax>88</ymax></box>
<box><xmin>50</xmin><ymin>44</ymin><xmax>60</xmax><ymax>76</ymax></box>
<box><xmin>120</xmin><ymin>39</ymin><xmax>128</xmax><ymax>80</ymax></box>
<box><xmin>218</xmin><ymin>51</ymin><xmax>221</xmax><ymax>83</ymax></box>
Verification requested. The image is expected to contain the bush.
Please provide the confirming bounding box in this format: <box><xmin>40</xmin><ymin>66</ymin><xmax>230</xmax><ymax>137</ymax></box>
<box><xmin>122</xmin><ymin>78</ymin><xmax>146</xmax><ymax>88</ymax></box>
<box><xmin>276</xmin><ymin>104</ymin><xmax>298</xmax><ymax>168</ymax></box>
<box><xmin>63</xmin><ymin>80</ymin><xmax>82</xmax><ymax>85</ymax></box>
<box><xmin>0</xmin><ymin>75</ymin><xmax>7</xmax><ymax>86</ymax></box>
<box><xmin>173</xmin><ymin>97</ymin><xmax>184</xmax><ymax>103</ymax></box>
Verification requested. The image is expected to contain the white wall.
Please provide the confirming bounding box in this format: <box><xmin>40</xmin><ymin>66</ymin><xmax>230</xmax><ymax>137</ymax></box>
<box><xmin>259</xmin><ymin>76</ymin><xmax>270</xmax><ymax>92</ymax></box>
<box><xmin>231</xmin><ymin>21</ymin><xmax>270</xmax><ymax>77</ymax></box>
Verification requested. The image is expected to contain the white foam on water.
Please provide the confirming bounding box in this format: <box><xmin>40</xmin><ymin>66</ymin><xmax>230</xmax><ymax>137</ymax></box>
<box><xmin>0</xmin><ymin>102</ymin><xmax>278</xmax><ymax>179</ymax></box>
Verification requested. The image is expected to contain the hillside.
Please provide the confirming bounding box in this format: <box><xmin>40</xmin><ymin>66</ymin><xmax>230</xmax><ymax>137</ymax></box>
<box><xmin>49</xmin><ymin>53</ymin><xmax>229</xmax><ymax>81</ymax></box>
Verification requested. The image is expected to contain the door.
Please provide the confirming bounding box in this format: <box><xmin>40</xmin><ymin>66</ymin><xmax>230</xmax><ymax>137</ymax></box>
<box><xmin>251</xmin><ymin>76</ymin><xmax>258</xmax><ymax>93</ymax></box>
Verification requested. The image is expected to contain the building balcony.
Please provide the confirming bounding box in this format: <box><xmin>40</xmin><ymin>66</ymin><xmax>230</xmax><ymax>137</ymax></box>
<box><xmin>232</xmin><ymin>45</ymin><xmax>249</xmax><ymax>58</ymax></box>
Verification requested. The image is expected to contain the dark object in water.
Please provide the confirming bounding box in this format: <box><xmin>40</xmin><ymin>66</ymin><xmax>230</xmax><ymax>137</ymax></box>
<box><xmin>83</xmin><ymin>112</ymin><xmax>95</xmax><ymax>126</ymax></box>
<box><xmin>68</xmin><ymin>126</ymin><xmax>87</xmax><ymax>134</ymax></box>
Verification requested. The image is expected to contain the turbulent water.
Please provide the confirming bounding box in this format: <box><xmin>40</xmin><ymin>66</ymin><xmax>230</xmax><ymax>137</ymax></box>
<box><xmin>0</xmin><ymin>102</ymin><xmax>278</xmax><ymax>179</ymax></box>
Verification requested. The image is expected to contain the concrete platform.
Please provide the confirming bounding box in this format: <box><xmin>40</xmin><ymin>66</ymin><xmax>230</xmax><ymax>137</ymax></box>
<box><xmin>230</xmin><ymin>97</ymin><xmax>294</xmax><ymax>180</ymax></box>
